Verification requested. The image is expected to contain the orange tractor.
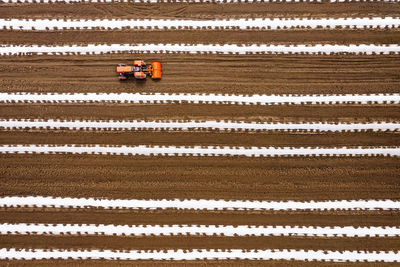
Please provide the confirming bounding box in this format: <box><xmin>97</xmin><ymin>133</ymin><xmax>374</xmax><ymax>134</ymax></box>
<box><xmin>116</xmin><ymin>60</ymin><xmax>161</xmax><ymax>81</ymax></box>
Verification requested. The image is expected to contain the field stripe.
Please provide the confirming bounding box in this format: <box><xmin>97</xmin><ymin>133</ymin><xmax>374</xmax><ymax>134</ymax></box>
<box><xmin>1</xmin><ymin>0</ymin><xmax>398</xmax><ymax>3</ymax></box>
<box><xmin>2</xmin><ymin>17</ymin><xmax>399</xmax><ymax>31</ymax></box>
<box><xmin>0</xmin><ymin>145</ymin><xmax>399</xmax><ymax>157</ymax></box>
<box><xmin>1</xmin><ymin>197</ymin><xmax>399</xmax><ymax>210</ymax></box>
<box><xmin>0</xmin><ymin>248</ymin><xmax>399</xmax><ymax>261</ymax></box>
<box><xmin>1</xmin><ymin>119</ymin><xmax>399</xmax><ymax>132</ymax></box>
<box><xmin>2</xmin><ymin>93</ymin><xmax>399</xmax><ymax>105</ymax></box>
<box><xmin>1</xmin><ymin>223</ymin><xmax>399</xmax><ymax>237</ymax></box>
<box><xmin>1</xmin><ymin>44</ymin><xmax>400</xmax><ymax>55</ymax></box>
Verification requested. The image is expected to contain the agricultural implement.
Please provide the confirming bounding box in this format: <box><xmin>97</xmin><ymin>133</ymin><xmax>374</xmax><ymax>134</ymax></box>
<box><xmin>116</xmin><ymin>60</ymin><xmax>161</xmax><ymax>81</ymax></box>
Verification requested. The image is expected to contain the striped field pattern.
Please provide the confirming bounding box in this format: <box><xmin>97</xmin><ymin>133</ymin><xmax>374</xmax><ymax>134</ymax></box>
<box><xmin>0</xmin><ymin>0</ymin><xmax>399</xmax><ymax>265</ymax></box>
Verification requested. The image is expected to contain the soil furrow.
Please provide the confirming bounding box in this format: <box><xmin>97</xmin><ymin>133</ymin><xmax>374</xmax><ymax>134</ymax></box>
<box><xmin>1</xmin><ymin>54</ymin><xmax>399</xmax><ymax>94</ymax></box>
<box><xmin>1</xmin><ymin>155</ymin><xmax>398</xmax><ymax>200</ymax></box>
<box><xmin>2</xmin><ymin>208</ymin><xmax>399</xmax><ymax>226</ymax></box>
<box><xmin>0</xmin><ymin>131</ymin><xmax>399</xmax><ymax>146</ymax></box>
<box><xmin>2</xmin><ymin>30</ymin><xmax>400</xmax><ymax>46</ymax></box>
<box><xmin>1</xmin><ymin>3</ymin><xmax>400</xmax><ymax>19</ymax></box>
<box><xmin>1</xmin><ymin>105</ymin><xmax>399</xmax><ymax>121</ymax></box>
<box><xmin>1</xmin><ymin>235</ymin><xmax>400</xmax><ymax>251</ymax></box>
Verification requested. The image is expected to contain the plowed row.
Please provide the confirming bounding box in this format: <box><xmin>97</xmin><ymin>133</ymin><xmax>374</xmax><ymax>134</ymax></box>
<box><xmin>2</xmin><ymin>235</ymin><xmax>400</xmax><ymax>251</ymax></box>
<box><xmin>1</xmin><ymin>155</ymin><xmax>399</xmax><ymax>200</ymax></box>
<box><xmin>1</xmin><ymin>131</ymin><xmax>400</xmax><ymax>146</ymax></box>
<box><xmin>1</xmin><ymin>54</ymin><xmax>399</xmax><ymax>94</ymax></box>
<box><xmin>4</xmin><ymin>30</ymin><xmax>400</xmax><ymax>45</ymax></box>
<box><xmin>2</xmin><ymin>2</ymin><xmax>400</xmax><ymax>19</ymax></box>
<box><xmin>2</xmin><ymin>104</ymin><xmax>398</xmax><ymax>120</ymax></box>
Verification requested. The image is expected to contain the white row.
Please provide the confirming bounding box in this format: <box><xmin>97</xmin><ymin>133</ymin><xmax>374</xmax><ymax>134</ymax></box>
<box><xmin>0</xmin><ymin>145</ymin><xmax>399</xmax><ymax>157</ymax></box>
<box><xmin>1</xmin><ymin>0</ymin><xmax>398</xmax><ymax>3</ymax></box>
<box><xmin>2</xmin><ymin>17</ymin><xmax>399</xmax><ymax>31</ymax></box>
<box><xmin>1</xmin><ymin>119</ymin><xmax>399</xmax><ymax>132</ymax></box>
<box><xmin>1</xmin><ymin>44</ymin><xmax>400</xmax><ymax>55</ymax></box>
<box><xmin>1</xmin><ymin>248</ymin><xmax>399</xmax><ymax>262</ymax></box>
<box><xmin>2</xmin><ymin>223</ymin><xmax>399</xmax><ymax>237</ymax></box>
<box><xmin>1</xmin><ymin>93</ymin><xmax>399</xmax><ymax>105</ymax></box>
<box><xmin>1</xmin><ymin>196</ymin><xmax>399</xmax><ymax>210</ymax></box>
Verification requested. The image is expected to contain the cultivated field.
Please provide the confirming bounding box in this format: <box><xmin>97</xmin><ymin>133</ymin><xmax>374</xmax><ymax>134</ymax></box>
<box><xmin>0</xmin><ymin>0</ymin><xmax>399</xmax><ymax>265</ymax></box>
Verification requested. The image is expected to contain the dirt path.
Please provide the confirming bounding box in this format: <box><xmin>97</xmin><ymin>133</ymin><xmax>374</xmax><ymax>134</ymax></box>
<box><xmin>1</xmin><ymin>54</ymin><xmax>399</xmax><ymax>94</ymax></box>
<box><xmin>1</xmin><ymin>131</ymin><xmax>399</xmax><ymax>146</ymax></box>
<box><xmin>2</xmin><ymin>104</ymin><xmax>399</xmax><ymax>120</ymax></box>
<box><xmin>1</xmin><ymin>155</ymin><xmax>398</xmax><ymax>200</ymax></box>
<box><xmin>3</xmin><ymin>30</ymin><xmax>400</xmax><ymax>46</ymax></box>
<box><xmin>2</xmin><ymin>2</ymin><xmax>400</xmax><ymax>19</ymax></box>
<box><xmin>2</xmin><ymin>235</ymin><xmax>400</xmax><ymax>250</ymax></box>
<box><xmin>2</xmin><ymin>208</ymin><xmax>399</xmax><ymax>226</ymax></box>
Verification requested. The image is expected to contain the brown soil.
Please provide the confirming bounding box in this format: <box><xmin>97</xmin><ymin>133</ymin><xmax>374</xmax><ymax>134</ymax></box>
<box><xmin>1</xmin><ymin>155</ymin><xmax>399</xmax><ymax>200</ymax></box>
<box><xmin>1</xmin><ymin>131</ymin><xmax>399</xmax><ymax>146</ymax></box>
<box><xmin>2</xmin><ymin>2</ymin><xmax>400</xmax><ymax>19</ymax></box>
<box><xmin>2</xmin><ymin>208</ymin><xmax>399</xmax><ymax>226</ymax></box>
<box><xmin>3</xmin><ymin>30</ymin><xmax>400</xmax><ymax>46</ymax></box>
<box><xmin>2</xmin><ymin>235</ymin><xmax>400</xmax><ymax>251</ymax></box>
<box><xmin>1</xmin><ymin>104</ymin><xmax>399</xmax><ymax>121</ymax></box>
<box><xmin>1</xmin><ymin>2</ymin><xmax>400</xmax><ymax>260</ymax></box>
<box><xmin>1</xmin><ymin>54</ymin><xmax>399</xmax><ymax>94</ymax></box>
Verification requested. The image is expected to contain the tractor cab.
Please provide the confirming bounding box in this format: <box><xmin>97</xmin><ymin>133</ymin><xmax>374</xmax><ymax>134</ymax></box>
<box><xmin>116</xmin><ymin>60</ymin><xmax>161</xmax><ymax>81</ymax></box>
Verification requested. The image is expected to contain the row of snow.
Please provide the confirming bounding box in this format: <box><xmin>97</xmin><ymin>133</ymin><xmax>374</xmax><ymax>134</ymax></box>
<box><xmin>1</xmin><ymin>119</ymin><xmax>399</xmax><ymax>132</ymax></box>
<box><xmin>2</xmin><ymin>223</ymin><xmax>399</xmax><ymax>237</ymax></box>
<box><xmin>0</xmin><ymin>145</ymin><xmax>399</xmax><ymax>156</ymax></box>
<box><xmin>2</xmin><ymin>17</ymin><xmax>399</xmax><ymax>31</ymax></box>
<box><xmin>1</xmin><ymin>44</ymin><xmax>400</xmax><ymax>55</ymax></box>
<box><xmin>1</xmin><ymin>196</ymin><xmax>398</xmax><ymax>210</ymax></box>
<box><xmin>0</xmin><ymin>248</ymin><xmax>399</xmax><ymax>261</ymax></box>
<box><xmin>1</xmin><ymin>93</ymin><xmax>399</xmax><ymax>105</ymax></box>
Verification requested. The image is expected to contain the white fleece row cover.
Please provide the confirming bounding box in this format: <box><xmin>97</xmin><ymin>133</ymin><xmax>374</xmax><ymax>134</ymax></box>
<box><xmin>0</xmin><ymin>145</ymin><xmax>399</xmax><ymax>157</ymax></box>
<box><xmin>1</xmin><ymin>44</ymin><xmax>400</xmax><ymax>55</ymax></box>
<box><xmin>1</xmin><ymin>196</ymin><xmax>399</xmax><ymax>210</ymax></box>
<box><xmin>1</xmin><ymin>93</ymin><xmax>399</xmax><ymax>105</ymax></box>
<box><xmin>2</xmin><ymin>119</ymin><xmax>399</xmax><ymax>132</ymax></box>
<box><xmin>2</xmin><ymin>223</ymin><xmax>399</xmax><ymax>237</ymax></box>
<box><xmin>0</xmin><ymin>248</ymin><xmax>399</xmax><ymax>262</ymax></box>
<box><xmin>2</xmin><ymin>17</ymin><xmax>399</xmax><ymax>31</ymax></box>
